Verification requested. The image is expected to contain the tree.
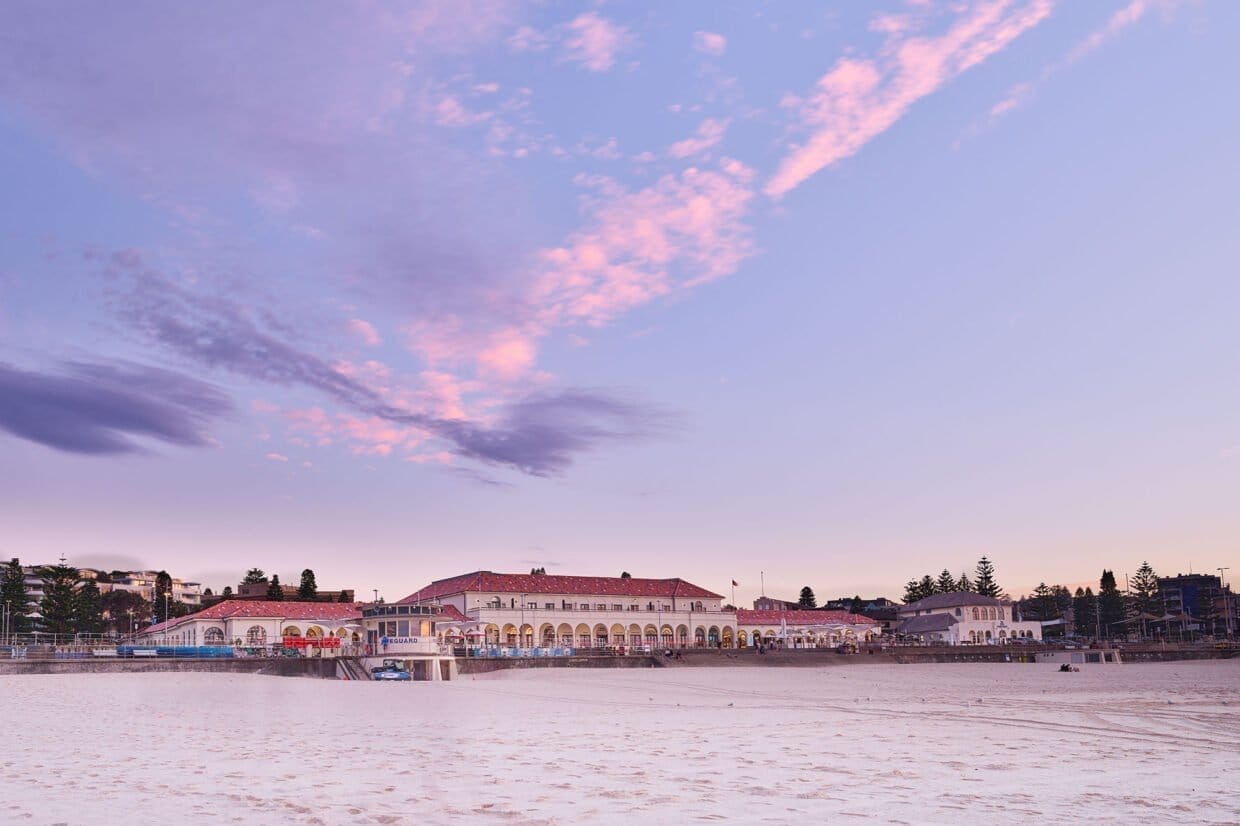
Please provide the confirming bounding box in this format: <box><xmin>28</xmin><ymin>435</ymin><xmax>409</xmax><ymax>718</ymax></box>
<box><xmin>203</xmin><ymin>587</ymin><xmax>214</xmax><ymax>597</ymax></box>
<box><xmin>1196</xmin><ymin>589</ymin><xmax>1219</xmax><ymax>636</ymax></box>
<box><xmin>956</xmin><ymin>572</ymin><xmax>975</xmax><ymax>593</ymax></box>
<box><xmin>266</xmin><ymin>574</ymin><xmax>284</xmax><ymax>601</ymax></box>
<box><xmin>101</xmin><ymin>590</ymin><xmax>151</xmax><ymax>634</ymax></box>
<box><xmin>38</xmin><ymin>564</ymin><xmax>81</xmax><ymax>636</ymax></box>
<box><xmin>903</xmin><ymin>579</ymin><xmax>920</xmax><ymax>604</ymax></box>
<box><xmin>1</xmin><ymin>558</ymin><xmax>32</xmax><ymax>635</ymax></box>
<box><xmin>1098</xmin><ymin>570</ymin><xmax>1125</xmax><ymax>638</ymax></box>
<box><xmin>154</xmin><ymin>570</ymin><xmax>173</xmax><ymax>605</ymax></box>
<box><xmin>221</xmin><ymin>585</ymin><xmax>233</xmax><ymax>599</ymax></box>
<box><xmin>1130</xmin><ymin>561</ymin><xmax>1161</xmax><ymax>617</ymax></box>
<box><xmin>73</xmin><ymin>580</ymin><xmax>106</xmax><ymax>635</ymax></box>
<box><xmin>849</xmin><ymin>595</ymin><xmax>864</xmax><ymax>615</ymax></box>
<box><xmin>936</xmin><ymin>569</ymin><xmax>957</xmax><ymax>593</ymax></box>
<box><xmin>298</xmin><ymin>569</ymin><xmax>318</xmax><ymax>601</ymax></box>
<box><xmin>1027</xmin><ymin>582</ymin><xmax>1060</xmax><ymax>622</ymax></box>
<box><xmin>620</xmin><ymin>571</ymin><xmax>631</xmax><ymax>579</ymax></box>
<box><xmin>903</xmin><ymin>576</ymin><xmax>936</xmax><ymax>604</ymax></box>
<box><xmin>1073</xmin><ymin>587</ymin><xmax>1096</xmax><ymax>637</ymax></box>
<box><xmin>974</xmin><ymin>556</ymin><xmax>1000</xmax><ymax>598</ymax></box>
<box><xmin>338</xmin><ymin>589</ymin><xmax>351</xmax><ymax>603</ymax></box>
<box><xmin>798</xmin><ymin>586</ymin><xmax>817</xmax><ymax>609</ymax></box>
<box><xmin>243</xmin><ymin>568</ymin><xmax>268</xmax><ymax>585</ymax></box>
<box><xmin>530</xmin><ymin>567</ymin><xmax>547</xmax><ymax>575</ymax></box>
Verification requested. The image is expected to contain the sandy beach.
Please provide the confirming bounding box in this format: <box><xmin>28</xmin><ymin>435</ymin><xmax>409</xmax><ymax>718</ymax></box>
<box><xmin>4</xmin><ymin>661</ymin><xmax>1238</xmax><ymax>824</ymax></box>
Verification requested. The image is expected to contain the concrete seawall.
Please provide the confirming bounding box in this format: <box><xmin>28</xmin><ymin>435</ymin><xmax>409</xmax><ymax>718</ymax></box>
<box><xmin>0</xmin><ymin>658</ymin><xmax>338</xmax><ymax>678</ymax></box>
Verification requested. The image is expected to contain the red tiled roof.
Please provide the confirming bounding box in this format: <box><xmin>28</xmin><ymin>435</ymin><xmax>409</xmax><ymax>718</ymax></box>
<box><xmin>398</xmin><ymin>571</ymin><xmax>723</xmax><ymax>602</ymax></box>
<box><xmin>136</xmin><ymin>600</ymin><xmax>362</xmax><ymax>637</ymax></box>
<box><xmin>432</xmin><ymin>604</ymin><xmax>470</xmax><ymax>623</ymax></box>
<box><xmin>736</xmin><ymin>609</ymin><xmax>877</xmax><ymax>626</ymax></box>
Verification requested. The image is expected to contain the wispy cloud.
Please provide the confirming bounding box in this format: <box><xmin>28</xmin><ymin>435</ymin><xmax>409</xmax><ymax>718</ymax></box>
<box><xmin>986</xmin><ymin>0</ymin><xmax>1163</xmax><ymax>123</ymax></box>
<box><xmin>693</xmin><ymin>31</ymin><xmax>727</xmax><ymax>57</ymax></box>
<box><xmin>0</xmin><ymin>360</ymin><xmax>231</xmax><ymax>454</ymax></box>
<box><xmin>668</xmin><ymin>118</ymin><xmax>729</xmax><ymax>159</ymax></box>
<box><xmin>97</xmin><ymin>250</ymin><xmax>668</xmax><ymax>476</ymax></box>
<box><xmin>560</xmin><ymin>13</ymin><xmax>636</xmax><ymax>72</ymax></box>
<box><xmin>766</xmin><ymin>0</ymin><xmax>1054</xmax><ymax>198</ymax></box>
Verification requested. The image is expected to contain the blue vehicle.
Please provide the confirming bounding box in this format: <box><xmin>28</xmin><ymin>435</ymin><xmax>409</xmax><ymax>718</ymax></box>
<box><xmin>373</xmin><ymin>666</ymin><xmax>411</xmax><ymax>681</ymax></box>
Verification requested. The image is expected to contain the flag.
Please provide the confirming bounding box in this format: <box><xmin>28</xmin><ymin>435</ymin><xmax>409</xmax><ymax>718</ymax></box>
<box><xmin>731</xmin><ymin>580</ymin><xmax>738</xmax><ymax>587</ymax></box>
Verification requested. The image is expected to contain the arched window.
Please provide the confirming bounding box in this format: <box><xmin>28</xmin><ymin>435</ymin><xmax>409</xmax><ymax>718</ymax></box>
<box><xmin>204</xmin><ymin>628</ymin><xmax>225</xmax><ymax>645</ymax></box>
<box><xmin>971</xmin><ymin>608</ymin><xmax>979</xmax><ymax>620</ymax></box>
<box><xmin>246</xmin><ymin>626</ymin><xmax>267</xmax><ymax>645</ymax></box>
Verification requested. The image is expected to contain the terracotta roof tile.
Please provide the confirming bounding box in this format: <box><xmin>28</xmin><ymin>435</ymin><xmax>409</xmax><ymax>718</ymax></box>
<box><xmin>736</xmin><ymin>609</ymin><xmax>877</xmax><ymax>626</ymax></box>
<box><xmin>398</xmin><ymin>571</ymin><xmax>723</xmax><ymax>602</ymax></box>
<box><xmin>136</xmin><ymin>600</ymin><xmax>362</xmax><ymax>637</ymax></box>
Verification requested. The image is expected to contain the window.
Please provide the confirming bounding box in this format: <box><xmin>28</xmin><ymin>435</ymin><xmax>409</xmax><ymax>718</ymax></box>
<box><xmin>972</xmin><ymin>608</ymin><xmax>979</xmax><ymax>620</ymax></box>
<box><xmin>954</xmin><ymin>608</ymin><xmax>961</xmax><ymax>617</ymax></box>
<box><xmin>527</xmin><ymin>602</ymin><xmax>537</xmax><ymax>610</ymax></box>
<box><xmin>595</xmin><ymin>604</ymin><xmax>606</xmax><ymax>610</ymax></box>
<box><xmin>580</xmin><ymin>603</ymin><xmax>590</xmax><ymax>610</ymax></box>
<box><xmin>628</xmin><ymin>605</ymin><xmax>639</xmax><ymax>611</ymax></box>
<box><xmin>397</xmin><ymin>621</ymin><xmax>409</xmax><ymax>636</ymax></box>
<box><xmin>545</xmin><ymin>603</ymin><xmax>554</xmax><ymax>610</ymax></box>
<box><xmin>612</xmin><ymin>604</ymin><xmax>623</xmax><ymax>611</ymax></box>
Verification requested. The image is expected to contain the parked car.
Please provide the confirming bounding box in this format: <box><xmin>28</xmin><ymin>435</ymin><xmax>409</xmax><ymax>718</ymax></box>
<box><xmin>373</xmin><ymin>666</ymin><xmax>411</xmax><ymax>681</ymax></box>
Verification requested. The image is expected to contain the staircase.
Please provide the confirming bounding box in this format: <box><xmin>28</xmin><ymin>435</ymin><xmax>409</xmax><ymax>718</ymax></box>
<box><xmin>336</xmin><ymin>656</ymin><xmax>371</xmax><ymax>680</ymax></box>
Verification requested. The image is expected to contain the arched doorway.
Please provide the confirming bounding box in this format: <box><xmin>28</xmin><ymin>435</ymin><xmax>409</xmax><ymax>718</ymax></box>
<box><xmin>557</xmin><ymin>623</ymin><xmax>573</xmax><ymax>646</ymax></box>
<box><xmin>694</xmin><ymin>627</ymin><xmax>706</xmax><ymax>647</ymax></box>
<box><xmin>629</xmin><ymin>624</ymin><xmax>642</xmax><ymax>647</ymax></box>
<box><xmin>643</xmin><ymin>625</ymin><xmax>658</xmax><ymax>648</ymax></box>
<box><xmin>502</xmin><ymin>624</ymin><xmax>518</xmax><ymax>646</ymax></box>
<box><xmin>721</xmin><ymin>627</ymin><xmax>734</xmax><ymax>648</ymax></box>
<box><xmin>676</xmin><ymin>625</ymin><xmax>689</xmax><ymax>647</ymax></box>
<box><xmin>708</xmin><ymin>627</ymin><xmax>720</xmax><ymax>647</ymax></box>
<box><xmin>594</xmin><ymin>624</ymin><xmax>609</xmax><ymax>647</ymax></box>
<box><xmin>540</xmin><ymin>623</ymin><xmax>556</xmax><ymax>647</ymax></box>
<box><xmin>204</xmin><ymin>628</ymin><xmax>225</xmax><ymax>645</ymax></box>
<box><xmin>520</xmin><ymin>624</ymin><xmax>534</xmax><ymax>647</ymax></box>
<box><xmin>575</xmin><ymin>623</ymin><xmax>591</xmax><ymax>648</ymax></box>
<box><xmin>246</xmin><ymin>626</ymin><xmax>267</xmax><ymax>646</ymax></box>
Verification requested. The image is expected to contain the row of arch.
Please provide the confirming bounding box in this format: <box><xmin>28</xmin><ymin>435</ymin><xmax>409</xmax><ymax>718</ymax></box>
<box><xmin>198</xmin><ymin>626</ymin><xmax>360</xmax><ymax>646</ymax></box>
<box><xmin>442</xmin><ymin>623</ymin><xmax>879</xmax><ymax>649</ymax></box>
<box><xmin>464</xmin><ymin>623</ymin><xmax>736</xmax><ymax>648</ymax></box>
<box><xmin>970</xmin><ymin>607</ymin><xmax>1005</xmax><ymax>621</ymax></box>
<box><xmin>968</xmin><ymin>629</ymin><xmax>1035</xmax><ymax>643</ymax></box>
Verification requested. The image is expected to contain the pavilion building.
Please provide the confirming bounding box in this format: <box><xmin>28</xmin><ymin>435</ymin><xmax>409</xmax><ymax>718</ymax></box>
<box><xmin>135</xmin><ymin>600</ymin><xmax>364</xmax><ymax>655</ymax></box>
<box><xmin>895</xmin><ymin>593</ymin><xmax>1042</xmax><ymax>645</ymax></box>
<box><xmin>735</xmin><ymin>609</ymin><xmax>881</xmax><ymax>649</ymax></box>
<box><xmin>397</xmin><ymin>570</ymin><xmax>738</xmax><ymax>649</ymax></box>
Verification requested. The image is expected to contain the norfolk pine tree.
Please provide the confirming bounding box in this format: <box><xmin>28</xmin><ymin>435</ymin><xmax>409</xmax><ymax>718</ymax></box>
<box><xmin>2</xmin><ymin>558</ymin><xmax>32</xmax><ymax>634</ymax></box>
<box><xmin>298</xmin><ymin>569</ymin><xmax>318</xmax><ymax>601</ymax></box>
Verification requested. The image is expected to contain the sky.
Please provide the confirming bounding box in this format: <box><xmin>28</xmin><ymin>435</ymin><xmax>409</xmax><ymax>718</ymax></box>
<box><xmin>2</xmin><ymin>0</ymin><xmax>1238</xmax><ymax>604</ymax></box>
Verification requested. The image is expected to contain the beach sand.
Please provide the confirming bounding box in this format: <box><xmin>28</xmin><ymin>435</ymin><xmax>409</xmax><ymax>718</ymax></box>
<box><xmin>3</xmin><ymin>661</ymin><xmax>1238</xmax><ymax>824</ymax></box>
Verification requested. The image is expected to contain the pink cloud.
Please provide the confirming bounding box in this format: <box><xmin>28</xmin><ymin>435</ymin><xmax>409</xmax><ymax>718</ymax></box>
<box><xmin>692</xmin><ymin>31</ymin><xmax>727</xmax><ymax>56</ymax></box>
<box><xmin>561</xmin><ymin>13</ymin><xmax>635</xmax><ymax>72</ymax></box>
<box><xmin>766</xmin><ymin>0</ymin><xmax>1054</xmax><ymax>198</ymax></box>
<box><xmin>265</xmin><ymin>452</ymin><xmax>289</xmax><ymax>462</ymax></box>
<box><xmin>668</xmin><ymin>118</ymin><xmax>729</xmax><ymax>159</ymax></box>
<box><xmin>434</xmin><ymin>96</ymin><xmax>492</xmax><ymax>127</ymax></box>
<box><xmin>477</xmin><ymin>328</ymin><xmax>539</xmax><ymax>380</ymax></box>
<box><xmin>533</xmin><ymin>158</ymin><xmax>755</xmax><ymax>328</ymax></box>
<box><xmin>1064</xmin><ymin>0</ymin><xmax>1151</xmax><ymax>65</ymax></box>
<box><xmin>348</xmin><ymin>318</ymin><xmax>382</xmax><ymax>347</ymax></box>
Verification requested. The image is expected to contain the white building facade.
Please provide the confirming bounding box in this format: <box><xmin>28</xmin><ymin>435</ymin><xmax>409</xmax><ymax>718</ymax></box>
<box><xmin>399</xmin><ymin>571</ymin><xmax>739</xmax><ymax>650</ymax></box>
<box><xmin>136</xmin><ymin>600</ymin><xmax>363</xmax><ymax>654</ymax></box>
<box><xmin>896</xmin><ymin>593</ymin><xmax>1042</xmax><ymax>645</ymax></box>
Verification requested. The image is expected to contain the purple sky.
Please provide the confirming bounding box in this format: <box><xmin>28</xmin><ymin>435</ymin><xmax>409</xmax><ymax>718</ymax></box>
<box><xmin>2</xmin><ymin>1</ymin><xmax>1238</xmax><ymax>603</ymax></box>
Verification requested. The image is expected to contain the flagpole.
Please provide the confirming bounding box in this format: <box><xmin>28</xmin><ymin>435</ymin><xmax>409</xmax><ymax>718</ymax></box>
<box><xmin>760</xmin><ymin>571</ymin><xmax>765</xmax><ymax>597</ymax></box>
